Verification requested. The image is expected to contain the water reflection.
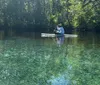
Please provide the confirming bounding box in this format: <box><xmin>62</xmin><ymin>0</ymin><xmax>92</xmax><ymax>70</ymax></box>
<box><xmin>0</xmin><ymin>31</ymin><xmax>4</xmax><ymax>40</ymax></box>
<box><xmin>56</xmin><ymin>36</ymin><xmax>64</xmax><ymax>47</ymax></box>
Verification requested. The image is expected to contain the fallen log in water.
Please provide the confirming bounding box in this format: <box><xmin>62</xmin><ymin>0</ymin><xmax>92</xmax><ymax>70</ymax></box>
<box><xmin>41</xmin><ymin>33</ymin><xmax>78</xmax><ymax>38</ymax></box>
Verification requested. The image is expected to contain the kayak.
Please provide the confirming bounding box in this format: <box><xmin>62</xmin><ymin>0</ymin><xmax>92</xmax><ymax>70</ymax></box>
<box><xmin>41</xmin><ymin>33</ymin><xmax>78</xmax><ymax>38</ymax></box>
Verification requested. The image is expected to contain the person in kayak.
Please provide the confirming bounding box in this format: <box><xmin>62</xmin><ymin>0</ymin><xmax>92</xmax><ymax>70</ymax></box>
<box><xmin>54</xmin><ymin>24</ymin><xmax>65</xmax><ymax>47</ymax></box>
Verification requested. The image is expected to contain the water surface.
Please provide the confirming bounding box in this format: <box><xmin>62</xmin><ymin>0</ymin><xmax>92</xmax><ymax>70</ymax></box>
<box><xmin>0</xmin><ymin>32</ymin><xmax>100</xmax><ymax>85</ymax></box>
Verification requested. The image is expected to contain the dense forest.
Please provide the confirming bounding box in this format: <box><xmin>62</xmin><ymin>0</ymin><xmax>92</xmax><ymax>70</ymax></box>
<box><xmin>0</xmin><ymin>0</ymin><xmax>100</xmax><ymax>36</ymax></box>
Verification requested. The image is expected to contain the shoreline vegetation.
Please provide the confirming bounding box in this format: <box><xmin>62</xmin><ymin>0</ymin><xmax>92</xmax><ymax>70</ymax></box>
<box><xmin>0</xmin><ymin>0</ymin><xmax>99</xmax><ymax>36</ymax></box>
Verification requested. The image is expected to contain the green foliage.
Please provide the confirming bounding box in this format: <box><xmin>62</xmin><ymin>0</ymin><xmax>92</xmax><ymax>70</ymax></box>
<box><xmin>0</xmin><ymin>0</ymin><xmax>100</xmax><ymax>33</ymax></box>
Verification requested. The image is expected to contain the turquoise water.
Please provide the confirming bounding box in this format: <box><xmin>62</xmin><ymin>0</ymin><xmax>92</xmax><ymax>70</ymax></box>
<box><xmin>0</xmin><ymin>33</ymin><xmax>100</xmax><ymax>85</ymax></box>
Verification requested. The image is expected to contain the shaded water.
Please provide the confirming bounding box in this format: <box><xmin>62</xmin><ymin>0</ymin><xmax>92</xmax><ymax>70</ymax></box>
<box><xmin>0</xmin><ymin>32</ymin><xmax>100</xmax><ymax>85</ymax></box>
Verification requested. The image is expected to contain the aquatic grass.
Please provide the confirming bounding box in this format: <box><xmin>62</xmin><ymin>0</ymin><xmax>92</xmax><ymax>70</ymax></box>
<box><xmin>0</xmin><ymin>38</ymin><xmax>100</xmax><ymax>85</ymax></box>
<box><xmin>67</xmin><ymin>45</ymin><xmax>100</xmax><ymax>85</ymax></box>
<box><xmin>0</xmin><ymin>38</ymin><xmax>69</xmax><ymax>85</ymax></box>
